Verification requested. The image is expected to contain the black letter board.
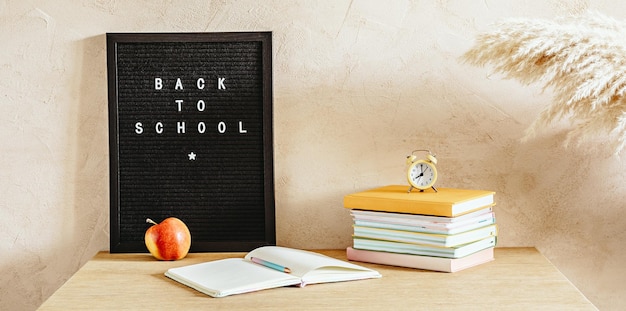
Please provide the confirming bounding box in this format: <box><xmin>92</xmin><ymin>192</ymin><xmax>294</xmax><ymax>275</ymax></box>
<box><xmin>106</xmin><ymin>32</ymin><xmax>275</xmax><ymax>252</ymax></box>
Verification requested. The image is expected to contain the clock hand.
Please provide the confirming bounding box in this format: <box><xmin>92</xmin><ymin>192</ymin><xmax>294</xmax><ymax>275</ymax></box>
<box><xmin>415</xmin><ymin>172</ymin><xmax>424</xmax><ymax>182</ymax></box>
<box><xmin>417</xmin><ymin>166</ymin><xmax>425</xmax><ymax>178</ymax></box>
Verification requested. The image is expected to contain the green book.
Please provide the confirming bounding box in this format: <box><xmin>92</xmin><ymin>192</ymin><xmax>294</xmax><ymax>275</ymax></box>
<box><xmin>353</xmin><ymin>236</ymin><xmax>497</xmax><ymax>259</ymax></box>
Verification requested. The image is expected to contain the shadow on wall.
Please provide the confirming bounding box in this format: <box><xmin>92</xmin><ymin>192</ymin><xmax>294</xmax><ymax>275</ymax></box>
<box><xmin>4</xmin><ymin>35</ymin><xmax>111</xmax><ymax>310</ymax></box>
<box><xmin>71</xmin><ymin>34</ymin><xmax>110</xmax><ymax>260</ymax></box>
<box><xmin>49</xmin><ymin>34</ymin><xmax>110</xmax><ymax>309</ymax></box>
<box><xmin>497</xmin><ymin>129</ymin><xmax>626</xmax><ymax>309</ymax></box>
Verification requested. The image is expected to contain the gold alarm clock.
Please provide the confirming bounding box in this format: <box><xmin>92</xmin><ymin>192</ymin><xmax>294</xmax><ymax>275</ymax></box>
<box><xmin>406</xmin><ymin>149</ymin><xmax>438</xmax><ymax>193</ymax></box>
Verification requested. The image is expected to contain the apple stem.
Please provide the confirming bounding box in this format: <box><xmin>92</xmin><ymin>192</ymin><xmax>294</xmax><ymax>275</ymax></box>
<box><xmin>146</xmin><ymin>218</ymin><xmax>158</xmax><ymax>225</ymax></box>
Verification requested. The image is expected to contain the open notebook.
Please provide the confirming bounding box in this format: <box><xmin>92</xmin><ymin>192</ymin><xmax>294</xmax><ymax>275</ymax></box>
<box><xmin>165</xmin><ymin>246</ymin><xmax>381</xmax><ymax>297</ymax></box>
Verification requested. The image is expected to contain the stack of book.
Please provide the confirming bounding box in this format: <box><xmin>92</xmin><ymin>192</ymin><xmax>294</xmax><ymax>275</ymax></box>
<box><xmin>343</xmin><ymin>185</ymin><xmax>497</xmax><ymax>272</ymax></box>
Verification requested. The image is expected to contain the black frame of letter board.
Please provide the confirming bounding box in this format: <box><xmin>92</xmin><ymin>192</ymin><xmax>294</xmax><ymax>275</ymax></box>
<box><xmin>107</xmin><ymin>32</ymin><xmax>275</xmax><ymax>253</ymax></box>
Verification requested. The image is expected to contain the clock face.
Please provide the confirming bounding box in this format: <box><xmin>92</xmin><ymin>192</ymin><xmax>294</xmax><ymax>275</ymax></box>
<box><xmin>407</xmin><ymin>161</ymin><xmax>437</xmax><ymax>189</ymax></box>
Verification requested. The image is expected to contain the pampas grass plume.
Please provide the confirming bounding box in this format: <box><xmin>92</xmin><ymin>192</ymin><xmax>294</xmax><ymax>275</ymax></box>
<box><xmin>463</xmin><ymin>11</ymin><xmax>626</xmax><ymax>154</ymax></box>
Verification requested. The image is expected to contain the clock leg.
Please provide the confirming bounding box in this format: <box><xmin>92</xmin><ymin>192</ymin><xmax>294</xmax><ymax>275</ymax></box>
<box><xmin>407</xmin><ymin>186</ymin><xmax>414</xmax><ymax>193</ymax></box>
<box><xmin>432</xmin><ymin>186</ymin><xmax>438</xmax><ymax>192</ymax></box>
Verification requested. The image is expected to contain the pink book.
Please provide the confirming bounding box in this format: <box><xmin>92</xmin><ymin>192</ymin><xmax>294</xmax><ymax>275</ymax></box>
<box><xmin>346</xmin><ymin>247</ymin><xmax>494</xmax><ymax>273</ymax></box>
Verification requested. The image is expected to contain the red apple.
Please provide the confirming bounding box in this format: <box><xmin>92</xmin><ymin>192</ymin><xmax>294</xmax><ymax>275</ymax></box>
<box><xmin>145</xmin><ymin>217</ymin><xmax>191</xmax><ymax>260</ymax></box>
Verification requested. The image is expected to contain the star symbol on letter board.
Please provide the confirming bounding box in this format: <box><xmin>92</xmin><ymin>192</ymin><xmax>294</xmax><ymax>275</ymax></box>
<box><xmin>188</xmin><ymin>152</ymin><xmax>197</xmax><ymax>160</ymax></box>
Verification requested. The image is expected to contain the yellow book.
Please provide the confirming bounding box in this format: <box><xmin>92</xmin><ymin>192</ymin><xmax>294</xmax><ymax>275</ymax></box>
<box><xmin>343</xmin><ymin>185</ymin><xmax>495</xmax><ymax>217</ymax></box>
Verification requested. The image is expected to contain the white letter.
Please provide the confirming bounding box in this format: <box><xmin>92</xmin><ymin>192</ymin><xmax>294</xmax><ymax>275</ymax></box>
<box><xmin>238</xmin><ymin>121</ymin><xmax>247</xmax><ymax>133</ymax></box>
<box><xmin>196</xmin><ymin>100</ymin><xmax>205</xmax><ymax>112</ymax></box>
<box><xmin>155</xmin><ymin>122</ymin><xmax>163</xmax><ymax>134</ymax></box>
<box><xmin>175</xmin><ymin>99</ymin><xmax>184</xmax><ymax>112</ymax></box>
<box><xmin>175</xmin><ymin>78</ymin><xmax>184</xmax><ymax>90</ymax></box>
<box><xmin>177</xmin><ymin>121</ymin><xmax>186</xmax><ymax>134</ymax></box>
<box><xmin>154</xmin><ymin>78</ymin><xmax>163</xmax><ymax>90</ymax></box>
<box><xmin>217</xmin><ymin>121</ymin><xmax>226</xmax><ymax>133</ymax></box>
<box><xmin>198</xmin><ymin>122</ymin><xmax>206</xmax><ymax>133</ymax></box>
<box><xmin>135</xmin><ymin>122</ymin><xmax>143</xmax><ymax>134</ymax></box>
<box><xmin>217</xmin><ymin>77</ymin><xmax>226</xmax><ymax>90</ymax></box>
<box><xmin>197</xmin><ymin>78</ymin><xmax>205</xmax><ymax>90</ymax></box>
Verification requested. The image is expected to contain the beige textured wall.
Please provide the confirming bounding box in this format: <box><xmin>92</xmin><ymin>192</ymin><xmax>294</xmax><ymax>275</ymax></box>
<box><xmin>1</xmin><ymin>1</ymin><xmax>624</xmax><ymax>310</ymax></box>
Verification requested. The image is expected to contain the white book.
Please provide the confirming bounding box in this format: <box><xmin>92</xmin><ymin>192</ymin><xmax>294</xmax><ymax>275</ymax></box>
<box><xmin>351</xmin><ymin>207</ymin><xmax>495</xmax><ymax>235</ymax></box>
<box><xmin>353</xmin><ymin>224</ymin><xmax>497</xmax><ymax>247</ymax></box>
<box><xmin>165</xmin><ymin>246</ymin><xmax>381</xmax><ymax>298</ymax></box>
<box><xmin>351</xmin><ymin>206</ymin><xmax>494</xmax><ymax>225</ymax></box>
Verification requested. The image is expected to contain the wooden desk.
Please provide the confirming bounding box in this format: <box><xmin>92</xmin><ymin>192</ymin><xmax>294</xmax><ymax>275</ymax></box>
<box><xmin>39</xmin><ymin>248</ymin><xmax>596</xmax><ymax>310</ymax></box>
